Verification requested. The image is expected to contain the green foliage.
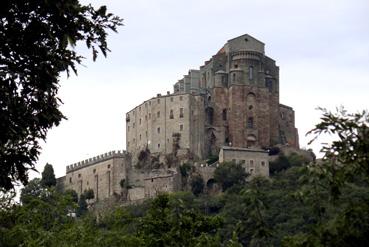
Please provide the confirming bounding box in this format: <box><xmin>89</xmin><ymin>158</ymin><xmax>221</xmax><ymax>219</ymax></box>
<box><xmin>214</xmin><ymin>162</ymin><xmax>248</xmax><ymax>191</ymax></box>
<box><xmin>0</xmin><ymin>188</ymin><xmax>16</xmax><ymax>210</ymax></box>
<box><xmin>282</xmin><ymin>107</ymin><xmax>369</xmax><ymax>246</ymax></box>
<box><xmin>207</xmin><ymin>155</ymin><xmax>219</xmax><ymax>165</ymax></box>
<box><xmin>64</xmin><ymin>189</ymin><xmax>78</xmax><ymax>203</ymax></box>
<box><xmin>20</xmin><ymin>178</ymin><xmax>45</xmax><ymax>205</ymax></box>
<box><xmin>270</xmin><ymin>152</ymin><xmax>309</xmax><ymax>175</ymax></box>
<box><xmin>41</xmin><ymin>163</ymin><xmax>56</xmax><ymax>187</ymax></box>
<box><xmin>138</xmin><ymin>194</ymin><xmax>223</xmax><ymax>246</ymax></box>
<box><xmin>191</xmin><ymin>175</ymin><xmax>204</xmax><ymax>196</ymax></box>
<box><xmin>83</xmin><ymin>188</ymin><xmax>95</xmax><ymax>200</ymax></box>
<box><xmin>269</xmin><ymin>153</ymin><xmax>291</xmax><ymax>174</ymax></box>
<box><xmin>136</xmin><ymin>147</ymin><xmax>153</xmax><ymax>169</ymax></box>
<box><xmin>77</xmin><ymin>194</ymin><xmax>88</xmax><ymax>217</ymax></box>
<box><xmin>180</xmin><ymin>163</ymin><xmax>192</xmax><ymax>178</ymax></box>
<box><xmin>0</xmin><ymin>0</ymin><xmax>123</xmax><ymax>191</ymax></box>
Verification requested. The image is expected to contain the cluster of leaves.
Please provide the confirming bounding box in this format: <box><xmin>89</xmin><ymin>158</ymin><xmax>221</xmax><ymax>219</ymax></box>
<box><xmin>0</xmin><ymin>0</ymin><xmax>123</xmax><ymax>190</ymax></box>
<box><xmin>214</xmin><ymin>162</ymin><xmax>248</xmax><ymax>191</ymax></box>
<box><xmin>191</xmin><ymin>175</ymin><xmax>205</xmax><ymax>196</ymax></box>
<box><xmin>207</xmin><ymin>155</ymin><xmax>219</xmax><ymax>165</ymax></box>
<box><xmin>269</xmin><ymin>152</ymin><xmax>310</xmax><ymax>175</ymax></box>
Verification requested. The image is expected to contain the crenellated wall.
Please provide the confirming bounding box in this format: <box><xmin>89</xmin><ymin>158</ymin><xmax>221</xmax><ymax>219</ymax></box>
<box><xmin>64</xmin><ymin>151</ymin><xmax>130</xmax><ymax>201</ymax></box>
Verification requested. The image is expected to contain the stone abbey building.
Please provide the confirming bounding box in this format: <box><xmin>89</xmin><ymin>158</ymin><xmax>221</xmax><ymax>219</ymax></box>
<box><xmin>126</xmin><ymin>34</ymin><xmax>299</xmax><ymax>159</ymax></box>
<box><xmin>59</xmin><ymin>34</ymin><xmax>299</xmax><ymax>202</ymax></box>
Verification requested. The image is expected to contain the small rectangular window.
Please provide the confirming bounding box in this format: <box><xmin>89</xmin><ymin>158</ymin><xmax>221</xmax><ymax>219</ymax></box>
<box><xmin>170</xmin><ymin>109</ymin><xmax>174</xmax><ymax>119</ymax></box>
<box><xmin>157</xmin><ymin>98</ymin><xmax>160</xmax><ymax>104</ymax></box>
<box><xmin>157</xmin><ymin>127</ymin><xmax>160</xmax><ymax>134</ymax></box>
<box><xmin>158</xmin><ymin>143</ymin><xmax>160</xmax><ymax>148</ymax></box>
<box><xmin>250</xmin><ymin>160</ymin><xmax>254</xmax><ymax>167</ymax></box>
<box><xmin>180</xmin><ymin>124</ymin><xmax>183</xmax><ymax>131</ymax></box>
<box><xmin>69</xmin><ymin>177</ymin><xmax>72</xmax><ymax>183</ymax></box>
<box><xmin>170</xmin><ymin>97</ymin><xmax>173</xmax><ymax>102</ymax></box>
<box><xmin>139</xmin><ymin>118</ymin><xmax>141</xmax><ymax>125</ymax></box>
<box><xmin>157</xmin><ymin>111</ymin><xmax>160</xmax><ymax>118</ymax></box>
<box><xmin>78</xmin><ymin>174</ymin><xmax>81</xmax><ymax>178</ymax></box>
<box><xmin>180</xmin><ymin>96</ymin><xmax>183</xmax><ymax>101</ymax></box>
<box><xmin>179</xmin><ymin>108</ymin><xmax>184</xmax><ymax>118</ymax></box>
<box><xmin>108</xmin><ymin>164</ymin><xmax>111</xmax><ymax>169</ymax></box>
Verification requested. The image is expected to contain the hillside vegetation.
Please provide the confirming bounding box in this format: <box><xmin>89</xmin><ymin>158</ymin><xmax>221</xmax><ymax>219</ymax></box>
<box><xmin>0</xmin><ymin>108</ymin><xmax>368</xmax><ymax>246</ymax></box>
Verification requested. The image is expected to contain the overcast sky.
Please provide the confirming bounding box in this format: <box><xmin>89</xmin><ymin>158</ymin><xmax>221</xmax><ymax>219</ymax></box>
<box><xmin>33</xmin><ymin>0</ymin><xmax>369</xmax><ymax>179</ymax></box>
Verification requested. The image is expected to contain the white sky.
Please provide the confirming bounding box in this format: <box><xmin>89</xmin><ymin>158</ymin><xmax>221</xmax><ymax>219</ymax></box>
<box><xmin>34</xmin><ymin>0</ymin><xmax>369</xmax><ymax>179</ymax></box>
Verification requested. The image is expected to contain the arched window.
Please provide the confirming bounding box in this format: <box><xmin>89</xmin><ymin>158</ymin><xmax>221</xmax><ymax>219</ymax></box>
<box><xmin>169</xmin><ymin>109</ymin><xmax>174</xmax><ymax>119</ymax></box>
<box><xmin>249</xmin><ymin>66</ymin><xmax>254</xmax><ymax>80</ymax></box>
<box><xmin>246</xmin><ymin>93</ymin><xmax>256</xmax><ymax>111</ymax></box>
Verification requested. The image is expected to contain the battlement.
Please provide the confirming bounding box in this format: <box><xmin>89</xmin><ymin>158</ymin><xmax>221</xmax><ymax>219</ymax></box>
<box><xmin>66</xmin><ymin>150</ymin><xmax>128</xmax><ymax>173</ymax></box>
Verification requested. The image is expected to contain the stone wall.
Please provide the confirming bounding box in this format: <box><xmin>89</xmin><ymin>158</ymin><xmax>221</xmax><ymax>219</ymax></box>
<box><xmin>219</xmin><ymin>146</ymin><xmax>269</xmax><ymax>177</ymax></box>
<box><xmin>127</xmin><ymin>33</ymin><xmax>299</xmax><ymax>161</ymax></box>
<box><xmin>144</xmin><ymin>173</ymin><xmax>176</xmax><ymax>198</ymax></box>
<box><xmin>279</xmin><ymin>104</ymin><xmax>299</xmax><ymax>148</ymax></box>
<box><xmin>126</xmin><ymin>92</ymin><xmax>204</xmax><ymax>160</ymax></box>
<box><xmin>64</xmin><ymin>151</ymin><xmax>129</xmax><ymax>201</ymax></box>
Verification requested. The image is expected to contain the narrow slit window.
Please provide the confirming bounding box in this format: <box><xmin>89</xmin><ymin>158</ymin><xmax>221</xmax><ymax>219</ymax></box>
<box><xmin>249</xmin><ymin>66</ymin><xmax>254</xmax><ymax>80</ymax></box>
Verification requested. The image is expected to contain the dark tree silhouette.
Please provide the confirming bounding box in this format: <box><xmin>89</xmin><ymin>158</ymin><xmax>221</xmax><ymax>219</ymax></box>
<box><xmin>41</xmin><ymin>163</ymin><xmax>56</xmax><ymax>188</ymax></box>
<box><xmin>0</xmin><ymin>0</ymin><xmax>123</xmax><ymax>190</ymax></box>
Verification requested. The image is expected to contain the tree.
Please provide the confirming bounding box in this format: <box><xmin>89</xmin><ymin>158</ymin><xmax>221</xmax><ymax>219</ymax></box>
<box><xmin>83</xmin><ymin>188</ymin><xmax>94</xmax><ymax>200</ymax></box>
<box><xmin>64</xmin><ymin>189</ymin><xmax>78</xmax><ymax>203</ymax></box>
<box><xmin>283</xmin><ymin>107</ymin><xmax>369</xmax><ymax>246</ymax></box>
<box><xmin>41</xmin><ymin>163</ymin><xmax>56</xmax><ymax>187</ymax></box>
<box><xmin>77</xmin><ymin>194</ymin><xmax>88</xmax><ymax>217</ymax></box>
<box><xmin>191</xmin><ymin>175</ymin><xmax>204</xmax><ymax>196</ymax></box>
<box><xmin>214</xmin><ymin>162</ymin><xmax>248</xmax><ymax>191</ymax></box>
<box><xmin>20</xmin><ymin>178</ymin><xmax>44</xmax><ymax>205</ymax></box>
<box><xmin>269</xmin><ymin>154</ymin><xmax>291</xmax><ymax>174</ymax></box>
<box><xmin>0</xmin><ymin>0</ymin><xmax>123</xmax><ymax>191</ymax></box>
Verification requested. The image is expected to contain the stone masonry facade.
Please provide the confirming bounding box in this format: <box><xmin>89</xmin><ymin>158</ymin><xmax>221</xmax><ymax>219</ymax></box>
<box><xmin>127</xmin><ymin>34</ymin><xmax>299</xmax><ymax>159</ymax></box>
<box><xmin>59</xmin><ymin>34</ymin><xmax>299</xmax><ymax>202</ymax></box>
